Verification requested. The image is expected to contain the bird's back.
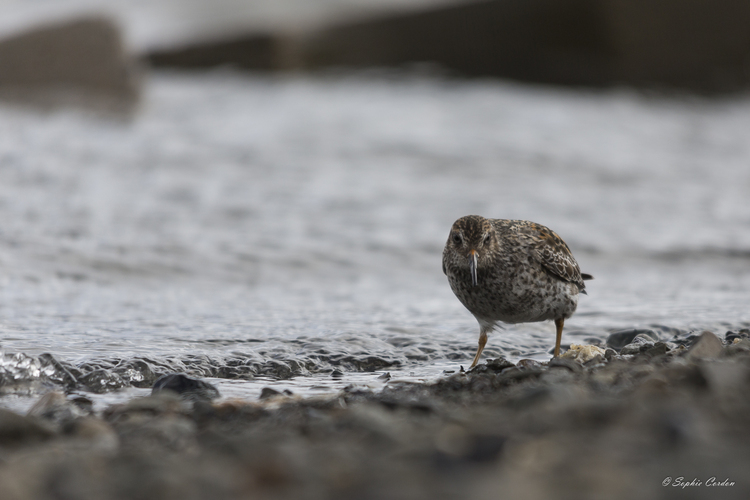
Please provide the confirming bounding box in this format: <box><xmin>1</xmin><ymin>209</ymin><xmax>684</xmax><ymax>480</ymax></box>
<box><xmin>489</xmin><ymin>219</ymin><xmax>589</xmax><ymax>293</ymax></box>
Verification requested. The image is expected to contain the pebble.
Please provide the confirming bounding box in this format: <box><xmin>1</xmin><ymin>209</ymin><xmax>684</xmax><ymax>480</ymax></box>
<box><xmin>685</xmin><ymin>331</ymin><xmax>724</xmax><ymax>360</ymax></box>
<box><xmin>620</xmin><ymin>334</ymin><xmax>657</xmax><ymax>355</ymax></box>
<box><xmin>152</xmin><ymin>373</ymin><xmax>221</xmax><ymax>402</ymax></box>
<box><xmin>560</xmin><ymin>344</ymin><xmax>606</xmax><ymax>363</ymax></box>
<box><xmin>606</xmin><ymin>329</ymin><xmax>659</xmax><ymax>350</ymax></box>
<box><xmin>2</xmin><ymin>330</ymin><xmax>750</xmax><ymax>500</ymax></box>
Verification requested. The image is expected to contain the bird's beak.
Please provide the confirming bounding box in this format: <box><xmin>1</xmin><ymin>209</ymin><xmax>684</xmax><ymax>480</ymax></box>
<box><xmin>469</xmin><ymin>249</ymin><xmax>478</xmax><ymax>286</ymax></box>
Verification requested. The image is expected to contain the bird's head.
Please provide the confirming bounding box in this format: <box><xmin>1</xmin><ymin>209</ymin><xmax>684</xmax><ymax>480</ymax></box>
<box><xmin>445</xmin><ymin>215</ymin><xmax>498</xmax><ymax>286</ymax></box>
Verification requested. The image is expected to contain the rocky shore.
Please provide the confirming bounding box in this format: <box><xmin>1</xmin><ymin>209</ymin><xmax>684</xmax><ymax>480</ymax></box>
<box><xmin>1</xmin><ymin>329</ymin><xmax>748</xmax><ymax>500</ymax></box>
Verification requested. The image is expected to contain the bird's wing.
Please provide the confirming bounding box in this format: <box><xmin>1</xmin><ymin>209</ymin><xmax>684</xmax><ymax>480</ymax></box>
<box><xmin>514</xmin><ymin>221</ymin><xmax>586</xmax><ymax>289</ymax></box>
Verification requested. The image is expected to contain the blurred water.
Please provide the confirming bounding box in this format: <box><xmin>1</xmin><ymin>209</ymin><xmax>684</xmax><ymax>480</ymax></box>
<box><xmin>1</xmin><ymin>71</ymin><xmax>750</xmax><ymax>411</ymax></box>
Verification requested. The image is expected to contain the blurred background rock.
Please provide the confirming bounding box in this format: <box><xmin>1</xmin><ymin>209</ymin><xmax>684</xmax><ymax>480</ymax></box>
<box><xmin>1</xmin><ymin>0</ymin><xmax>750</xmax><ymax>109</ymax></box>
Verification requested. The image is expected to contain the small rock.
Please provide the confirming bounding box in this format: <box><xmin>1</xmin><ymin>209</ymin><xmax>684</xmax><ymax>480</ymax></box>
<box><xmin>516</xmin><ymin>359</ymin><xmax>542</xmax><ymax>370</ymax></box>
<box><xmin>725</xmin><ymin>330</ymin><xmax>750</xmax><ymax>343</ymax></box>
<box><xmin>485</xmin><ymin>357</ymin><xmax>515</xmax><ymax>371</ymax></box>
<box><xmin>259</xmin><ymin>387</ymin><xmax>282</xmax><ymax>400</ymax></box>
<box><xmin>644</xmin><ymin>342</ymin><xmax>670</xmax><ymax>358</ymax></box>
<box><xmin>725</xmin><ymin>338</ymin><xmax>750</xmax><ymax>357</ymax></box>
<box><xmin>152</xmin><ymin>373</ymin><xmax>221</xmax><ymax>402</ymax></box>
<box><xmin>685</xmin><ymin>331</ymin><xmax>723</xmax><ymax>360</ymax></box>
<box><xmin>79</xmin><ymin>369</ymin><xmax>127</xmax><ymax>393</ymax></box>
<box><xmin>377</xmin><ymin>372</ymin><xmax>391</xmax><ymax>380</ymax></box>
<box><xmin>548</xmin><ymin>357</ymin><xmax>582</xmax><ymax>373</ymax></box>
<box><xmin>583</xmin><ymin>354</ymin><xmax>605</xmax><ymax>367</ymax></box>
<box><xmin>606</xmin><ymin>329</ymin><xmax>658</xmax><ymax>350</ymax></box>
<box><xmin>561</xmin><ymin>344</ymin><xmax>606</xmax><ymax>363</ymax></box>
<box><xmin>620</xmin><ymin>334</ymin><xmax>656</xmax><ymax>355</ymax></box>
<box><xmin>331</xmin><ymin>369</ymin><xmax>344</xmax><ymax>378</ymax></box>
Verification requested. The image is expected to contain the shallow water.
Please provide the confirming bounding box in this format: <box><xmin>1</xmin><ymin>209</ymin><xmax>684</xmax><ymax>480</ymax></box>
<box><xmin>1</xmin><ymin>72</ymin><xmax>750</xmax><ymax>412</ymax></box>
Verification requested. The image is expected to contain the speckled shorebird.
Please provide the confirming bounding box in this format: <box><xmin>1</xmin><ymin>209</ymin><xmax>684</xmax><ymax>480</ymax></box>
<box><xmin>442</xmin><ymin>215</ymin><xmax>592</xmax><ymax>368</ymax></box>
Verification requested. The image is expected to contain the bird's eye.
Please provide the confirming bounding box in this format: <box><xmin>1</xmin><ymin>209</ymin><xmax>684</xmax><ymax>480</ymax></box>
<box><xmin>452</xmin><ymin>233</ymin><xmax>462</xmax><ymax>245</ymax></box>
<box><xmin>483</xmin><ymin>234</ymin><xmax>491</xmax><ymax>245</ymax></box>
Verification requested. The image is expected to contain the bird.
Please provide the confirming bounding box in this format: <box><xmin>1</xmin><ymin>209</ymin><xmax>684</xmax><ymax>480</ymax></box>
<box><xmin>442</xmin><ymin>215</ymin><xmax>592</xmax><ymax>368</ymax></box>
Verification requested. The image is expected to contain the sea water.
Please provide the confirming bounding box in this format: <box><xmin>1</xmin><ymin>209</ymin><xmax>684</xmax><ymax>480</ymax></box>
<box><xmin>1</xmin><ymin>72</ymin><xmax>749</xmax><ymax>412</ymax></box>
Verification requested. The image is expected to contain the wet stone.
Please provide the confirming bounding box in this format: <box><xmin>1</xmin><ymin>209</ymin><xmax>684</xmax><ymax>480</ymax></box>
<box><xmin>259</xmin><ymin>387</ymin><xmax>282</xmax><ymax>400</ymax></box>
<box><xmin>485</xmin><ymin>357</ymin><xmax>515</xmax><ymax>371</ymax></box>
<box><xmin>114</xmin><ymin>358</ymin><xmax>161</xmax><ymax>388</ymax></box>
<box><xmin>583</xmin><ymin>354</ymin><xmax>605</xmax><ymax>367</ymax></box>
<box><xmin>152</xmin><ymin>373</ymin><xmax>221</xmax><ymax>403</ymax></box>
<box><xmin>516</xmin><ymin>359</ymin><xmax>542</xmax><ymax>370</ymax></box>
<box><xmin>38</xmin><ymin>353</ymin><xmax>79</xmax><ymax>388</ymax></box>
<box><xmin>725</xmin><ymin>329</ymin><xmax>750</xmax><ymax>343</ymax></box>
<box><xmin>548</xmin><ymin>357</ymin><xmax>582</xmax><ymax>373</ymax></box>
<box><xmin>79</xmin><ymin>369</ymin><xmax>127</xmax><ymax>393</ymax></box>
<box><xmin>620</xmin><ymin>334</ymin><xmax>657</xmax><ymax>355</ymax></box>
<box><xmin>606</xmin><ymin>329</ymin><xmax>659</xmax><ymax>350</ymax></box>
<box><xmin>669</xmin><ymin>332</ymin><xmax>700</xmax><ymax>348</ymax></box>
<box><xmin>643</xmin><ymin>342</ymin><xmax>670</xmax><ymax>358</ymax></box>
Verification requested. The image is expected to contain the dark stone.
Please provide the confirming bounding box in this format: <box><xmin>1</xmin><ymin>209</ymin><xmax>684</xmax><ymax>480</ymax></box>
<box><xmin>644</xmin><ymin>342</ymin><xmax>670</xmax><ymax>358</ymax></box>
<box><xmin>259</xmin><ymin>387</ymin><xmax>282</xmax><ymax>400</ymax></box>
<box><xmin>583</xmin><ymin>354</ymin><xmax>605</xmax><ymax>367</ymax></box>
<box><xmin>549</xmin><ymin>357</ymin><xmax>582</xmax><ymax>372</ymax></box>
<box><xmin>79</xmin><ymin>369</ymin><xmax>127</xmax><ymax>393</ymax></box>
<box><xmin>497</xmin><ymin>367</ymin><xmax>545</xmax><ymax>383</ymax></box>
<box><xmin>620</xmin><ymin>334</ymin><xmax>657</xmax><ymax>355</ymax></box>
<box><xmin>147</xmin><ymin>34</ymin><xmax>277</xmax><ymax>70</ymax></box>
<box><xmin>485</xmin><ymin>357</ymin><xmax>515</xmax><ymax>372</ymax></box>
<box><xmin>670</xmin><ymin>333</ymin><xmax>700</xmax><ymax>348</ymax></box>
<box><xmin>140</xmin><ymin>0</ymin><xmax>750</xmax><ymax>92</ymax></box>
<box><xmin>38</xmin><ymin>353</ymin><xmax>79</xmax><ymax>389</ymax></box>
<box><xmin>606</xmin><ymin>329</ymin><xmax>659</xmax><ymax>350</ymax></box>
<box><xmin>516</xmin><ymin>359</ymin><xmax>543</xmax><ymax>370</ymax></box>
<box><xmin>331</xmin><ymin>369</ymin><xmax>344</xmax><ymax>378</ymax></box>
<box><xmin>152</xmin><ymin>374</ymin><xmax>221</xmax><ymax>402</ymax></box>
<box><xmin>725</xmin><ymin>329</ymin><xmax>750</xmax><ymax>343</ymax></box>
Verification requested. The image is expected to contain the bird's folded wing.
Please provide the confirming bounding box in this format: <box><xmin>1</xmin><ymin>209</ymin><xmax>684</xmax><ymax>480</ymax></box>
<box><xmin>519</xmin><ymin>222</ymin><xmax>585</xmax><ymax>288</ymax></box>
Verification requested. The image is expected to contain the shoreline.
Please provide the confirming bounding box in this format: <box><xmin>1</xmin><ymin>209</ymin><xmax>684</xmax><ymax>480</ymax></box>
<box><xmin>1</xmin><ymin>330</ymin><xmax>748</xmax><ymax>499</ymax></box>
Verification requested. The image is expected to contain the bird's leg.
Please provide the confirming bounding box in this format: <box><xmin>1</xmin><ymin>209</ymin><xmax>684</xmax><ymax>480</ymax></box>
<box><xmin>469</xmin><ymin>326</ymin><xmax>489</xmax><ymax>368</ymax></box>
<box><xmin>553</xmin><ymin>318</ymin><xmax>564</xmax><ymax>357</ymax></box>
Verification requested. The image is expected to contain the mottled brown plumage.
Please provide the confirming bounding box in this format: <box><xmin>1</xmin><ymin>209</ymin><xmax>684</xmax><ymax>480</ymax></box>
<box><xmin>442</xmin><ymin>215</ymin><xmax>592</xmax><ymax>367</ymax></box>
